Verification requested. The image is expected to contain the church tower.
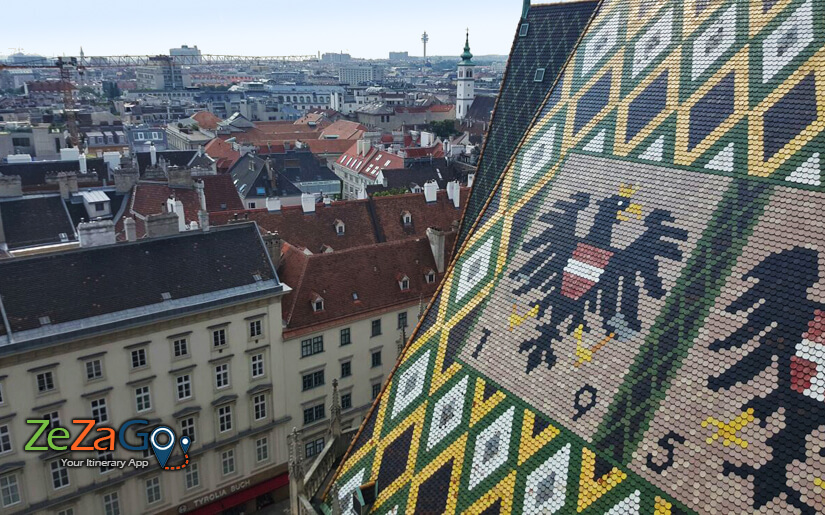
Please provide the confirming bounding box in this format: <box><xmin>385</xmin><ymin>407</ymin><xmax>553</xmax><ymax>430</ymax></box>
<box><xmin>456</xmin><ymin>30</ymin><xmax>475</xmax><ymax>121</ymax></box>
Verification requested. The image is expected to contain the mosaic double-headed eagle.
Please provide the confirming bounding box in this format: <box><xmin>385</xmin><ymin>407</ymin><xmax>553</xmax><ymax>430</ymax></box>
<box><xmin>511</xmin><ymin>185</ymin><xmax>688</xmax><ymax>372</ymax></box>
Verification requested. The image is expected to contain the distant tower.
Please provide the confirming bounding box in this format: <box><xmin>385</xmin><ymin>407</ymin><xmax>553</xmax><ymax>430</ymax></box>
<box><xmin>456</xmin><ymin>29</ymin><xmax>475</xmax><ymax>121</ymax></box>
<box><xmin>79</xmin><ymin>47</ymin><xmax>85</xmax><ymax>60</ymax></box>
<box><xmin>421</xmin><ymin>31</ymin><xmax>429</xmax><ymax>63</ymax></box>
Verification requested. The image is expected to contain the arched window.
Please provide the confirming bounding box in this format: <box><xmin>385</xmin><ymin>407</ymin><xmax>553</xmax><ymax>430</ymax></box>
<box><xmin>402</xmin><ymin>211</ymin><xmax>412</xmax><ymax>225</ymax></box>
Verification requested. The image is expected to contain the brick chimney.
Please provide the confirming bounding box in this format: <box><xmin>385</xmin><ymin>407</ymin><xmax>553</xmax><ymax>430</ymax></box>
<box><xmin>57</xmin><ymin>172</ymin><xmax>78</xmax><ymax>199</ymax></box>
<box><xmin>426</xmin><ymin>227</ymin><xmax>446</xmax><ymax>273</ymax></box>
<box><xmin>145</xmin><ymin>209</ymin><xmax>180</xmax><ymax>238</ymax></box>
<box><xmin>124</xmin><ymin>217</ymin><xmax>137</xmax><ymax>242</ymax></box>
<box><xmin>0</xmin><ymin>175</ymin><xmax>23</xmax><ymax>198</ymax></box>
<box><xmin>114</xmin><ymin>168</ymin><xmax>139</xmax><ymax>194</ymax></box>
<box><xmin>262</xmin><ymin>231</ymin><xmax>282</xmax><ymax>266</ymax></box>
<box><xmin>167</xmin><ymin>167</ymin><xmax>193</xmax><ymax>188</ymax></box>
<box><xmin>78</xmin><ymin>220</ymin><xmax>116</xmax><ymax>247</ymax></box>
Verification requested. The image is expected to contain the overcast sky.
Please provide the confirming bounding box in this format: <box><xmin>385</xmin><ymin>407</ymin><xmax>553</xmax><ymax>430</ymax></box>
<box><xmin>3</xmin><ymin>0</ymin><xmax>530</xmax><ymax>59</ymax></box>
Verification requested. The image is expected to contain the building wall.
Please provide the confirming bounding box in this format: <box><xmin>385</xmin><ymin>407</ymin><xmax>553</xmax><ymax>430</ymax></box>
<box><xmin>281</xmin><ymin>305</ymin><xmax>415</xmax><ymax>448</ymax></box>
<box><xmin>332</xmin><ymin>161</ymin><xmax>379</xmax><ymax>199</ymax></box>
<box><xmin>0</xmin><ymin>296</ymin><xmax>290</xmax><ymax>515</ymax></box>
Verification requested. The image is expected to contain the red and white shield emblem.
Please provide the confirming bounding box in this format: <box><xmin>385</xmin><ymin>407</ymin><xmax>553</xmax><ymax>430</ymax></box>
<box><xmin>561</xmin><ymin>242</ymin><xmax>613</xmax><ymax>300</ymax></box>
<box><xmin>792</xmin><ymin>309</ymin><xmax>825</xmax><ymax>402</ymax></box>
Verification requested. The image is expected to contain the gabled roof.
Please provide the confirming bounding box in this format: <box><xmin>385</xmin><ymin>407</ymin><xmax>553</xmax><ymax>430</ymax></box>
<box><xmin>191</xmin><ymin>111</ymin><xmax>222</xmax><ymax>131</ymax></box>
<box><xmin>0</xmin><ymin>195</ymin><xmax>75</xmax><ymax>249</ymax></box>
<box><xmin>135</xmin><ymin>150</ymin><xmax>197</xmax><ymax>174</ymax></box>
<box><xmin>279</xmin><ymin>235</ymin><xmax>453</xmax><ymax>337</ymax></box>
<box><xmin>319</xmin><ymin>120</ymin><xmax>368</xmax><ymax>140</ymax></box>
<box><xmin>371</xmin><ymin>188</ymin><xmax>467</xmax><ymax>241</ymax></box>
<box><xmin>203</xmin><ymin>138</ymin><xmax>240</xmax><ymax>172</ymax></box>
<box><xmin>0</xmin><ymin>224</ymin><xmax>280</xmax><ymax>344</ymax></box>
<box><xmin>465</xmin><ymin>94</ymin><xmax>497</xmax><ymax>122</ymax></box>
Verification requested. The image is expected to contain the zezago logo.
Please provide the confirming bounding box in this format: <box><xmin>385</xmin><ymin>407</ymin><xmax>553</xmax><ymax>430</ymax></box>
<box><xmin>25</xmin><ymin>419</ymin><xmax>191</xmax><ymax>470</ymax></box>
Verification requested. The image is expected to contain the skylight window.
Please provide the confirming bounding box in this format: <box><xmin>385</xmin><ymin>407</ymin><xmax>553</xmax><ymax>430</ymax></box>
<box><xmin>534</xmin><ymin>68</ymin><xmax>546</xmax><ymax>82</ymax></box>
<box><xmin>519</xmin><ymin>23</ymin><xmax>529</xmax><ymax>37</ymax></box>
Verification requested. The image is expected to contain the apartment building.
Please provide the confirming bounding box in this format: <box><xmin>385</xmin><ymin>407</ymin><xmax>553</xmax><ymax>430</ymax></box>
<box><xmin>0</xmin><ymin>224</ymin><xmax>292</xmax><ymax>515</ymax></box>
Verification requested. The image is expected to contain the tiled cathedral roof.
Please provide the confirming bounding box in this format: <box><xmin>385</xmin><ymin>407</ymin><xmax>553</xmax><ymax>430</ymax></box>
<box><xmin>329</xmin><ymin>0</ymin><xmax>825</xmax><ymax>513</ymax></box>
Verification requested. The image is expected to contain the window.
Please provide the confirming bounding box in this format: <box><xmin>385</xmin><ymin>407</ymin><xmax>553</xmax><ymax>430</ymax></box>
<box><xmin>312</xmin><ymin>298</ymin><xmax>324</xmax><ymax>312</ymax></box>
<box><xmin>519</xmin><ymin>23</ymin><xmax>529</xmax><ymax>37</ymax></box>
<box><xmin>371</xmin><ymin>350</ymin><xmax>382</xmax><ymax>368</ymax></box>
<box><xmin>135</xmin><ymin>385</ymin><xmax>151</xmax><ymax>412</ymax></box>
<box><xmin>57</xmin><ymin>508</ymin><xmax>74</xmax><ymax>515</ymax></box>
<box><xmin>372</xmin><ymin>383</ymin><xmax>381</xmax><ymax>400</ymax></box>
<box><xmin>249</xmin><ymin>319</ymin><xmax>262</xmax><ymax>338</ymax></box>
<box><xmin>534</xmin><ymin>68</ymin><xmax>546</xmax><ymax>82</ymax></box>
<box><xmin>173</xmin><ymin>338</ymin><xmax>189</xmax><ymax>358</ymax></box>
<box><xmin>399</xmin><ymin>277</ymin><xmax>410</xmax><ymax>290</ymax></box>
<box><xmin>425</xmin><ymin>270</ymin><xmax>436</xmax><ymax>283</ymax></box>
<box><xmin>371</xmin><ymin>319</ymin><xmax>382</xmax><ymax>337</ymax></box>
<box><xmin>11</xmin><ymin>137</ymin><xmax>30</xmax><ymax>147</ymax></box>
<box><xmin>151</xmin><ymin>132</ymin><xmax>161</xmax><ymax>140</ymax></box>
<box><xmin>340</xmin><ymin>328</ymin><xmax>351</xmax><ymax>346</ymax></box>
<box><xmin>44</xmin><ymin>411</ymin><xmax>60</xmax><ymax>430</ymax></box>
<box><xmin>215</xmin><ymin>363</ymin><xmax>230</xmax><ymax>389</ymax></box>
<box><xmin>85</xmin><ymin>359</ymin><xmax>103</xmax><ymax>380</ymax></box>
<box><xmin>98</xmin><ymin>450</ymin><xmax>115</xmax><ymax>473</ymax></box>
<box><xmin>0</xmin><ymin>425</ymin><xmax>11</xmax><ymax>454</ymax></box>
<box><xmin>51</xmin><ymin>460</ymin><xmax>70</xmax><ymax>489</ymax></box>
<box><xmin>103</xmin><ymin>492</ymin><xmax>120</xmax><ymax>515</ymax></box>
<box><xmin>341</xmin><ymin>361</ymin><xmax>352</xmax><ymax>378</ymax></box>
<box><xmin>185</xmin><ymin>461</ymin><xmax>200</xmax><ymax>489</ymax></box>
<box><xmin>221</xmin><ymin>448</ymin><xmax>235</xmax><ymax>475</ymax></box>
<box><xmin>91</xmin><ymin>398</ymin><xmax>108</xmax><ymax>423</ymax></box>
<box><xmin>145</xmin><ymin>476</ymin><xmax>161</xmax><ymax>504</ymax></box>
<box><xmin>248</xmin><ymin>201</ymin><xmax>257</xmax><ymax>209</ymax></box>
<box><xmin>341</xmin><ymin>392</ymin><xmax>352</xmax><ymax>410</ymax></box>
<box><xmin>398</xmin><ymin>312</ymin><xmax>408</xmax><ymax>329</ymax></box>
<box><xmin>218</xmin><ymin>405</ymin><xmax>233</xmax><ymax>432</ymax></box>
<box><xmin>131</xmin><ymin>348</ymin><xmax>147</xmax><ymax>369</ymax></box>
<box><xmin>0</xmin><ymin>474</ymin><xmax>20</xmax><ymax>508</ymax></box>
<box><xmin>302</xmin><ymin>370</ymin><xmax>325</xmax><ymax>391</ymax></box>
<box><xmin>253</xmin><ymin>394</ymin><xmax>267</xmax><ymax>421</ymax></box>
<box><xmin>94</xmin><ymin>202</ymin><xmax>106</xmax><ymax>212</ymax></box>
<box><xmin>176</xmin><ymin>375</ymin><xmax>192</xmax><ymax>400</ymax></box>
<box><xmin>37</xmin><ymin>371</ymin><xmax>55</xmax><ymax>393</ymax></box>
<box><xmin>212</xmin><ymin>328</ymin><xmax>227</xmax><ymax>348</ymax></box>
<box><xmin>402</xmin><ymin>212</ymin><xmax>412</xmax><ymax>225</ymax></box>
<box><xmin>301</xmin><ymin>336</ymin><xmax>324</xmax><ymax>357</ymax></box>
<box><xmin>255</xmin><ymin>437</ymin><xmax>269</xmax><ymax>462</ymax></box>
<box><xmin>336</xmin><ymin>224</ymin><xmax>344</xmax><ymax>235</ymax></box>
<box><xmin>180</xmin><ymin>417</ymin><xmax>196</xmax><ymax>442</ymax></box>
<box><xmin>303</xmin><ymin>403</ymin><xmax>325</xmax><ymax>424</ymax></box>
<box><xmin>305</xmin><ymin>437</ymin><xmax>325</xmax><ymax>458</ymax></box>
<box><xmin>251</xmin><ymin>353</ymin><xmax>265</xmax><ymax>378</ymax></box>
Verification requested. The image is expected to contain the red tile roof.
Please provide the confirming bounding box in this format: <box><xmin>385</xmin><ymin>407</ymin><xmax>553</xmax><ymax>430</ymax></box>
<box><xmin>201</xmin><ymin>174</ymin><xmax>245</xmax><ymax>212</ymax></box>
<box><xmin>192</xmin><ymin>111</ymin><xmax>222</xmax><ymax>130</ymax></box>
<box><xmin>372</xmin><ymin>188</ymin><xmax>468</xmax><ymax>241</ymax></box>
<box><xmin>204</xmin><ymin>138</ymin><xmax>241</xmax><ymax>172</ymax></box>
<box><xmin>320</xmin><ymin>120</ymin><xmax>367</xmax><ymax>140</ymax></box>
<box><xmin>280</xmin><ymin>235</ymin><xmax>454</xmax><ymax>337</ymax></box>
<box><xmin>304</xmin><ymin>139</ymin><xmax>358</xmax><ymax>156</ymax></box>
<box><xmin>210</xmin><ymin>200</ymin><xmax>379</xmax><ymax>253</ymax></box>
<box><xmin>335</xmin><ymin>141</ymin><xmax>445</xmax><ymax>179</ymax></box>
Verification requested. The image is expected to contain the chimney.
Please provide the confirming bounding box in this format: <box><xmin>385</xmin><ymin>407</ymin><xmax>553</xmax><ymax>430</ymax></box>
<box><xmin>0</xmin><ymin>175</ymin><xmax>23</xmax><ymax>198</ymax></box>
<box><xmin>113</xmin><ymin>168</ymin><xmax>139</xmax><ymax>194</ymax></box>
<box><xmin>262</xmin><ymin>231</ymin><xmax>282</xmax><ymax>265</ymax></box>
<box><xmin>198</xmin><ymin>144</ymin><xmax>204</xmax><ymax>157</ymax></box>
<box><xmin>301</xmin><ymin>193</ymin><xmax>316</xmax><ymax>214</ymax></box>
<box><xmin>266</xmin><ymin>197</ymin><xmax>281</xmax><ymax>212</ymax></box>
<box><xmin>145</xmin><ymin>210</ymin><xmax>179</xmax><ymax>238</ymax></box>
<box><xmin>265</xmin><ymin>158</ymin><xmax>274</xmax><ymax>182</ymax></box>
<box><xmin>168</xmin><ymin>167</ymin><xmax>193</xmax><ymax>188</ymax></box>
<box><xmin>323</xmin><ymin>196</ymin><xmax>331</xmax><ymax>206</ymax></box>
<box><xmin>423</xmin><ymin>180</ymin><xmax>437</xmax><ymax>203</ymax></box>
<box><xmin>467</xmin><ymin>172</ymin><xmax>475</xmax><ymax>188</ymax></box>
<box><xmin>356</xmin><ymin>138</ymin><xmax>371</xmax><ymax>156</ymax></box>
<box><xmin>78</xmin><ymin>220</ymin><xmax>116</xmax><ymax>248</ymax></box>
<box><xmin>149</xmin><ymin>142</ymin><xmax>157</xmax><ymax>166</ymax></box>
<box><xmin>446</xmin><ymin>180</ymin><xmax>455</xmax><ymax>201</ymax></box>
<box><xmin>175</xmin><ymin>199</ymin><xmax>186</xmax><ymax>231</ymax></box>
<box><xmin>194</xmin><ymin>180</ymin><xmax>207</xmax><ymax>211</ymax></box>
<box><xmin>447</xmin><ymin>181</ymin><xmax>461</xmax><ymax>208</ymax></box>
<box><xmin>124</xmin><ymin>217</ymin><xmax>137</xmax><ymax>242</ymax></box>
<box><xmin>67</xmin><ymin>172</ymin><xmax>79</xmax><ymax>195</ymax></box>
<box><xmin>248</xmin><ymin>158</ymin><xmax>255</xmax><ymax>172</ymax></box>
<box><xmin>56</xmin><ymin>172</ymin><xmax>74</xmax><ymax>199</ymax></box>
<box><xmin>198</xmin><ymin>210</ymin><xmax>210</xmax><ymax>231</ymax></box>
<box><xmin>427</xmin><ymin>227</ymin><xmax>446</xmax><ymax>273</ymax></box>
<box><xmin>79</xmin><ymin>153</ymin><xmax>87</xmax><ymax>174</ymax></box>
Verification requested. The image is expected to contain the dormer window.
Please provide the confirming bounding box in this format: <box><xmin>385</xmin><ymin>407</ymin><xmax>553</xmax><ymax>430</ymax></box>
<box><xmin>425</xmin><ymin>270</ymin><xmax>436</xmax><ymax>284</ymax></box>
<box><xmin>398</xmin><ymin>275</ymin><xmax>410</xmax><ymax>291</ymax></box>
<box><xmin>334</xmin><ymin>219</ymin><xmax>345</xmax><ymax>235</ymax></box>
<box><xmin>312</xmin><ymin>294</ymin><xmax>325</xmax><ymax>312</ymax></box>
<box><xmin>402</xmin><ymin>211</ymin><xmax>412</xmax><ymax>226</ymax></box>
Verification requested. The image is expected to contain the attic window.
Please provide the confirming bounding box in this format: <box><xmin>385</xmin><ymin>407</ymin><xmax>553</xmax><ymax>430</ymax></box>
<box><xmin>534</xmin><ymin>68</ymin><xmax>546</xmax><ymax>82</ymax></box>
<box><xmin>161</xmin><ymin>292</ymin><xmax>172</xmax><ymax>301</ymax></box>
<box><xmin>402</xmin><ymin>211</ymin><xmax>412</xmax><ymax>226</ymax></box>
<box><xmin>312</xmin><ymin>298</ymin><xmax>325</xmax><ymax>312</ymax></box>
<box><xmin>335</xmin><ymin>220</ymin><xmax>345</xmax><ymax>235</ymax></box>
<box><xmin>399</xmin><ymin>276</ymin><xmax>410</xmax><ymax>291</ymax></box>
<box><xmin>519</xmin><ymin>23</ymin><xmax>529</xmax><ymax>37</ymax></box>
<box><xmin>352</xmin><ymin>292</ymin><xmax>359</xmax><ymax>300</ymax></box>
<box><xmin>425</xmin><ymin>270</ymin><xmax>436</xmax><ymax>284</ymax></box>
<box><xmin>39</xmin><ymin>316</ymin><xmax>51</xmax><ymax>326</ymax></box>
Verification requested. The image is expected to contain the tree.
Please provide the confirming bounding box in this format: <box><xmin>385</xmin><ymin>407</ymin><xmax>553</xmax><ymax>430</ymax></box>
<box><xmin>427</xmin><ymin>120</ymin><xmax>459</xmax><ymax>139</ymax></box>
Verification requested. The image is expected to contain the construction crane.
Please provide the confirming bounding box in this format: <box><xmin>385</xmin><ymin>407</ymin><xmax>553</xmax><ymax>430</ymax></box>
<box><xmin>0</xmin><ymin>53</ymin><xmax>319</xmax><ymax>148</ymax></box>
